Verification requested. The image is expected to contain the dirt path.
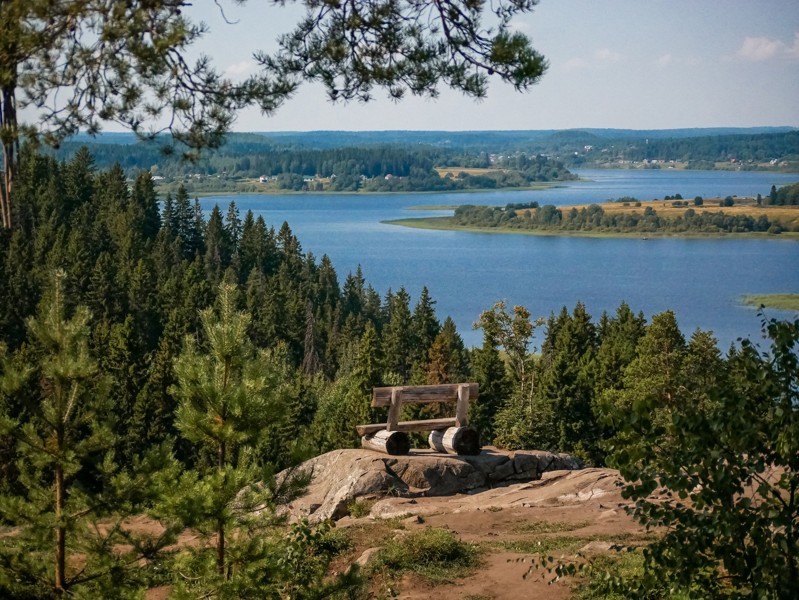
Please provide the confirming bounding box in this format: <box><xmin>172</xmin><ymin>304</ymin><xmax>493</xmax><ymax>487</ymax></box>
<box><xmin>336</xmin><ymin>468</ymin><xmax>648</xmax><ymax>599</ymax></box>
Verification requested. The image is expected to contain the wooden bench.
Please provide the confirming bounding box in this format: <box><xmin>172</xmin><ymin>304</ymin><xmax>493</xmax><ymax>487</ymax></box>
<box><xmin>356</xmin><ymin>383</ymin><xmax>480</xmax><ymax>455</ymax></box>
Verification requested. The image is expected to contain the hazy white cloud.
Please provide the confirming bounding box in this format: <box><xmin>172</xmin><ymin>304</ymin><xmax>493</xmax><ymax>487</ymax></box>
<box><xmin>223</xmin><ymin>59</ymin><xmax>257</xmax><ymax>81</ymax></box>
<box><xmin>562</xmin><ymin>57</ymin><xmax>589</xmax><ymax>70</ymax></box>
<box><xmin>737</xmin><ymin>32</ymin><xmax>799</xmax><ymax>61</ymax></box>
<box><xmin>562</xmin><ymin>48</ymin><xmax>622</xmax><ymax>71</ymax></box>
<box><xmin>594</xmin><ymin>48</ymin><xmax>623</xmax><ymax>63</ymax></box>
<box><xmin>656</xmin><ymin>53</ymin><xmax>673</xmax><ymax>68</ymax></box>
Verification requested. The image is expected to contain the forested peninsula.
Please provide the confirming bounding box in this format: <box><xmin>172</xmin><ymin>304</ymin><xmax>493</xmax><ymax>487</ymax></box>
<box><xmin>388</xmin><ymin>182</ymin><xmax>799</xmax><ymax>239</ymax></box>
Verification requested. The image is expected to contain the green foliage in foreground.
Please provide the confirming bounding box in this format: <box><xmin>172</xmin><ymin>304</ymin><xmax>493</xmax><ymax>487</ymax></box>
<box><xmin>538</xmin><ymin>316</ymin><xmax>799</xmax><ymax>599</ymax></box>
<box><xmin>573</xmin><ymin>551</ymin><xmax>690</xmax><ymax>600</ymax></box>
<box><xmin>0</xmin><ymin>271</ymin><xmax>181</xmax><ymax>598</ymax></box>
<box><xmin>741</xmin><ymin>293</ymin><xmax>799</xmax><ymax>311</ymax></box>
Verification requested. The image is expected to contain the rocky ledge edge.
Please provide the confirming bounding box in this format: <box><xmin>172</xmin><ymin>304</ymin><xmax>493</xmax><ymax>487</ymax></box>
<box><xmin>278</xmin><ymin>447</ymin><xmax>581</xmax><ymax>522</ymax></box>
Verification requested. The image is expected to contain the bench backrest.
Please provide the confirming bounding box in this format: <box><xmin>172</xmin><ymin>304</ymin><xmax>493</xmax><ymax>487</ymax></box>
<box><xmin>355</xmin><ymin>383</ymin><xmax>479</xmax><ymax>436</ymax></box>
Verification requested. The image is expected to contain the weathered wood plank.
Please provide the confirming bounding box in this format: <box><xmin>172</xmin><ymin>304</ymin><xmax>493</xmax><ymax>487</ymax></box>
<box><xmin>355</xmin><ymin>418</ymin><xmax>458</xmax><ymax>436</ymax></box>
<box><xmin>372</xmin><ymin>383</ymin><xmax>479</xmax><ymax>407</ymax></box>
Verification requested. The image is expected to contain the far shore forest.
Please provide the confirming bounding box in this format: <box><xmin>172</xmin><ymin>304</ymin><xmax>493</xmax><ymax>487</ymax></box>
<box><xmin>50</xmin><ymin>128</ymin><xmax>799</xmax><ymax>195</ymax></box>
<box><xmin>1</xmin><ymin>142</ymin><xmax>798</xmax><ymax>598</ymax></box>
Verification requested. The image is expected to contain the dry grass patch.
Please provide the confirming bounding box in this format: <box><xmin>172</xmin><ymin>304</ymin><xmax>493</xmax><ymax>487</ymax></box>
<box><xmin>560</xmin><ymin>197</ymin><xmax>799</xmax><ymax>229</ymax></box>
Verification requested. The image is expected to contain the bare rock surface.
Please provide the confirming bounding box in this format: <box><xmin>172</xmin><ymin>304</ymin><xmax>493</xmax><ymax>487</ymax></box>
<box><xmin>279</xmin><ymin>447</ymin><xmax>581</xmax><ymax>522</ymax></box>
<box><xmin>366</xmin><ymin>467</ymin><xmax>625</xmax><ymax>520</ymax></box>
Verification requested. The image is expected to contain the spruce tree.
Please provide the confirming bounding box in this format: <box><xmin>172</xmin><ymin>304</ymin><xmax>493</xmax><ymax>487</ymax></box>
<box><xmin>382</xmin><ymin>287</ymin><xmax>413</xmax><ymax>382</ymax></box>
<box><xmin>538</xmin><ymin>303</ymin><xmax>599</xmax><ymax>463</ymax></box>
<box><xmin>410</xmin><ymin>286</ymin><xmax>440</xmax><ymax>374</ymax></box>
<box><xmin>469</xmin><ymin>332</ymin><xmax>511</xmax><ymax>445</ymax></box>
<box><xmin>425</xmin><ymin>317</ymin><xmax>468</xmax><ymax>385</ymax></box>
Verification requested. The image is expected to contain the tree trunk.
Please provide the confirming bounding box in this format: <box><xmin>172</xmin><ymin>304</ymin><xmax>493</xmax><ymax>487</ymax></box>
<box><xmin>217</xmin><ymin>441</ymin><xmax>226</xmax><ymax>576</ymax></box>
<box><xmin>55</xmin><ymin>462</ymin><xmax>66</xmax><ymax>594</ymax></box>
<box><xmin>0</xmin><ymin>4</ymin><xmax>18</xmax><ymax>230</ymax></box>
<box><xmin>1</xmin><ymin>68</ymin><xmax>18</xmax><ymax>230</ymax></box>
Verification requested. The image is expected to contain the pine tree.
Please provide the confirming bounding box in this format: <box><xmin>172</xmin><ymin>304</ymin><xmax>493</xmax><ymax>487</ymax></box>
<box><xmin>0</xmin><ymin>271</ymin><xmax>175</xmax><ymax>598</ymax></box>
<box><xmin>169</xmin><ymin>283</ymin><xmax>307</xmax><ymax>594</ymax></box>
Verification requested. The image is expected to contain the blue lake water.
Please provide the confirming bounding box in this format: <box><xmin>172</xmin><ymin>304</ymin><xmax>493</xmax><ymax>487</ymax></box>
<box><xmin>201</xmin><ymin>169</ymin><xmax>799</xmax><ymax>349</ymax></box>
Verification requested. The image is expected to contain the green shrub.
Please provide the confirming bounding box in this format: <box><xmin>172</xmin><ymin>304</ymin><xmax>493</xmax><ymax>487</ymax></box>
<box><xmin>370</xmin><ymin>528</ymin><xmax>481</xmax><ymax>582</ymax></box>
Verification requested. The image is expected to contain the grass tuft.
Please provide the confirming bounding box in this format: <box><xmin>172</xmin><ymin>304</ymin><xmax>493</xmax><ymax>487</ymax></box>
<box><xmin>347</xmin><ymin>498</ymin><xmax>376</xmax><ymax>518</ymax></box>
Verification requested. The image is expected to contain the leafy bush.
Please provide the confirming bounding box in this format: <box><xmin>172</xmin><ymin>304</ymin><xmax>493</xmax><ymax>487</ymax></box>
<box><xmin>602</xmin><ymin>316</ymin><xmax>799</xmax><ymax>598</ymax></box>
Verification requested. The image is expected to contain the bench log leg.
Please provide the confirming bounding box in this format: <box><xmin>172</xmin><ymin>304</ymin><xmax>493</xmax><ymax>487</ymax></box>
<box><xmin>361</xmin><ymin>430</ymin><xmax>410</xmax><ymax>455</ymax></box>
<box><xmin>428</xmin><ymin>426</ymin><xmax>481</xmax><ymax>455</ymax></box>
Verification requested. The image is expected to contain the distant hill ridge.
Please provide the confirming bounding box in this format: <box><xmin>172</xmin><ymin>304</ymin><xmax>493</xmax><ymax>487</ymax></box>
<box><xmin>71</xmin><ymin>126</ymin><xmax>797</xmax><ymax>147</ymax></box>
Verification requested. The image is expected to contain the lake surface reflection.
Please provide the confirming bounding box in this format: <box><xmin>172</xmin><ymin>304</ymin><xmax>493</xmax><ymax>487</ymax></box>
<box><xmin>202</xmin><ymin>169</ymin><xmax>799</xmax><ymax>349</ymax></box>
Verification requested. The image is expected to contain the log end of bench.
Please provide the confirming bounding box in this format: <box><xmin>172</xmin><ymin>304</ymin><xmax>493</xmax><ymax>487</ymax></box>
<box><xmin>428</xmin><ymin>426</ymin><xmax>481</xmax><ymax>455</ymax></box>
<box><xmin>361</xmin><ymin>430</ymin><xmax>410</xmax><ymax>455</ymax></box>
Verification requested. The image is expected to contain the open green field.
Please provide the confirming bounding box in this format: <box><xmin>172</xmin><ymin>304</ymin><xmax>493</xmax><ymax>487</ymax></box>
<box><xmin>740</xmin><ymin>294</ymin><xmax>799</xmax><ymax>311</ymax></box>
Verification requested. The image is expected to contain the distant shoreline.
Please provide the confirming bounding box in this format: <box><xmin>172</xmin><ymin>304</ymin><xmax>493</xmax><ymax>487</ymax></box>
<box><xmin>153</xmin><ymin>180</ymin><xmax>568</xmax><ymax>198</ymax></box>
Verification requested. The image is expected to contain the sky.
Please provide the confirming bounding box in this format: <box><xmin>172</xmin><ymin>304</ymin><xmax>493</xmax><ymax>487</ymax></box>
<box><xmin>23</xmin><ymin>0</ymin><xmax>798</xmax><ymax>134</ymax></box>
<box><xmin>182</xmin><ymin>0</ymin><xmax>798</xmax><ymax>132</ymax></box>
<box><xmin>181</xmin><ymin>0</ymin><xmax>799</xmax><ymax>132</ymax></box>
